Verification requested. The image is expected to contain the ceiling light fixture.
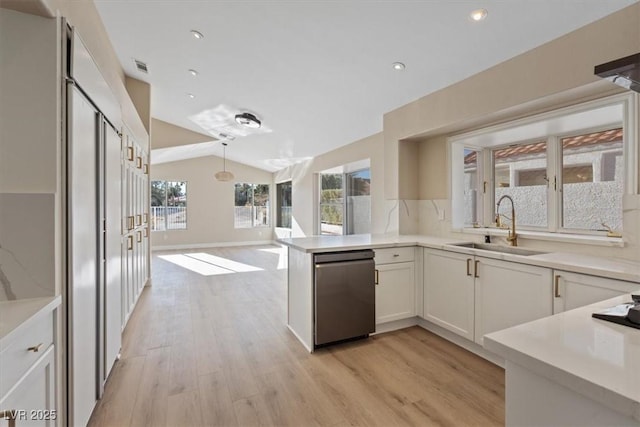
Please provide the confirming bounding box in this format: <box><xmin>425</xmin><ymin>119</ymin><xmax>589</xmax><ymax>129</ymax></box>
<box><xmin>392</xmin><ymin>62</ymin><xmax>406</xmax><ymax>71</ymax></box>
<box><xmin>188</xmin><ymin>69</ymin><xmax>199</xmax><ymax>76</ymax></box>
<box><xmin>191</xmin><ymin>30</ymin><xmax>204</xmax><ymax>39</ymax></box>
<box><xmin>215</xmin><ymin>142</ymin><xmax>234</xmax><ymax>182</ymax></box>
<box><xmin>470</xmin><ymin>8</ymin><xmax>488</xmax><ymax>21</ymax></box>
<box><xmin>234</xmin><ymin>112</ymin><xmax>261</xmax><ymax>129</ymax></box>
<box><xmin>187</xmin><ymin>93</ymin><xmax>195</xmax><ymax>99</ymax></box>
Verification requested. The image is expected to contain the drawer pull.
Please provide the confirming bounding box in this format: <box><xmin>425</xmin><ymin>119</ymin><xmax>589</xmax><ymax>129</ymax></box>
<box><xmin>466</xmin><ymin>259</ymin><xmax>472</xmax><ymax>277</ymax></box>
<box><xmin>27</xmin><ymin>343</ymin><xmax>43</xmax><ymax>352</ymax></box>
<box><xmin>554</xmin><ymin>275</ymin><xmax>561</xmax><ymax>298</ymax></box>
<box><xmin>474</xmin><ymin>260</ymin><xmax>480</xmax><ymax>278</ymax></box>
<box><xmin>393</xmin><ymin>254</ymin><xmax>400</xmax><ymax>257</ymax></box>
<box><xmin>374</xmin><ymin>269</ymin><xmax>379</xmax><ymax>285</ymax></box>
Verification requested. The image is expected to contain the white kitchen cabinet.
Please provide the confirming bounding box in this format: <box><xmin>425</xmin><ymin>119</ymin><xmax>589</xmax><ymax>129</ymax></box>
<box><xmin>474</xmin><ymin>257</ymin><xmax>552</xmax><ymax>346</ymax></box>
<box><xmin>0</xmin><ymin>346</ymin><xmax>56</xmax><ymax>427</ymax></box>
<box><xmin>375</xmin><ymin>262</ymin><xmax>416</xmax><ymax>324</ymax></box>
<box><xmin>423</xmin><ymin>249</ymin><xmax>475</xmax><ymax>340</ymax></box>
<box><xmin>374</xmin><ymin>248</ymin><xmax>416</xmax><ymax>325</ymax></box>
<box><xmin>552</xmin><ymin>270</ymin><xmax>640</xmax><ymax>314</ymax></box>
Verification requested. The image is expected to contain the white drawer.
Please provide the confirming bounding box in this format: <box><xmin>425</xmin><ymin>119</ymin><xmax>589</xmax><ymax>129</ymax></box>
<box><xmin>0</xmin><ymin>313</ymin><xmax>54</xmax><ymax>399</ymax></box>
<box><xmin>374</xmin><ymin>247</ymin><xmax>415</xmax><ymax>264</ymax></box>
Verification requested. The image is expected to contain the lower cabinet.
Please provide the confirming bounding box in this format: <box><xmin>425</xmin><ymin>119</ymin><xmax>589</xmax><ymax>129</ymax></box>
<box><xmin>423</xmin><ymin>248</ymin><xmax>553</xmax><ymax>345</ymax></box>
<box><xmin>374</xmin><ymin>247</ymin><xmax>416</xmax><ymax>325</ymax></box>
<box><xmin>375</xmin><ymin>262</ymin><xmax>415</xmax><ymax>324</ymax></box>
<box><xmin>423</xmin><ymin>249</ymin><xmax>475</xmax><ymax>340</ymax></box>
<box><xmin>0</xmin><ymin>346</ymin><xmax>56</xmax><ymax>427</ymax></box>
<box><xmin>474</xmin><ymin>257</ymin><xmax>552</xmax><ymax>346</ymax></box>
<box><xmin>552</xmin><ymin>270</ymin><xmax>640</xmax><ymax>314</ymax></box>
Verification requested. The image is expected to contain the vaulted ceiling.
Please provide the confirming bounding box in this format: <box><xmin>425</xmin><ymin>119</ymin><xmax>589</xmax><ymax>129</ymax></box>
<box><xmin>94</xmin><ymin>0</ymin><xmax>638</xmax><ymax>171</ymax></box>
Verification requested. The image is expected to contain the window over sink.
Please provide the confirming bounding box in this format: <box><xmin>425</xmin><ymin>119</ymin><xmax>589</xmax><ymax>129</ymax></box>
<box><xmin>450</xmin><ymin>93</ymin><xmax>637</xmax><ymax>236</ymax></box>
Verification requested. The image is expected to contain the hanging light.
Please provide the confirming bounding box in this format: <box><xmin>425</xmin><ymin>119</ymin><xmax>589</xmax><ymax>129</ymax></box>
<box><xmin>215</xmin><ymin>142</ymin><xmax>234</xmax><ymax>181</ymax></box>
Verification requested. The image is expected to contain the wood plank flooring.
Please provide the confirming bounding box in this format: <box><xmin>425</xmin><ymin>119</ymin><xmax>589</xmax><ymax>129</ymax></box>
<box><xmin>88</xmin><ymin>245</ymin><xmax>504</xmax><ymax>427</ymax></box>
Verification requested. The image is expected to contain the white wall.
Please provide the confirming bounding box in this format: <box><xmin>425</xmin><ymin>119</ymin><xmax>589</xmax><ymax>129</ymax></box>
<box><xmin>150</xmin><ymin>155</ymin><xmax>274</xmax><ymax>249</ymax></box>
<box><xmin>273</xmin><ymin>132</ymin><xmax>387</xmax><ymax>238</ymax></box>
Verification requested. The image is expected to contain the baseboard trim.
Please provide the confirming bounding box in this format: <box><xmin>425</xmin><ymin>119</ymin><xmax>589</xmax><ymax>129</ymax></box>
<box><xmin>152</xmin><ymin>240</ymin><xmax>277</xmax><ymax>251</ymax></box>
<box><xmin>416</xmin><ymin>318</ymin><xmax>504</xmax><ymax>367</ymax></box>
<box><xmin>374</xmin><ymin>317</ymin><xmax>419</xmax><ymax>334</ymax></box>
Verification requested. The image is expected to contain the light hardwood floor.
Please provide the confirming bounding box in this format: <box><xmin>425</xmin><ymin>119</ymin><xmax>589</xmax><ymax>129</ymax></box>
<box><xmin>88</xmin><ymin>245</ymin><xmax>504</xmax><ymax>427</ymax></box>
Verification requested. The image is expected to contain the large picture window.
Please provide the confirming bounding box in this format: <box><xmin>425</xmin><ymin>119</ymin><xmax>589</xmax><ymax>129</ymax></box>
<box><xmin>234</xmin><ymin>183</ymin><xmax>270</xmax><ymax>228</ymax></box>
<box><xmin>451</xmin><ymin>93</ymin><xmax>636</xmax><ymax>237</ymax></box>
<box><xmin>151</xmin><ymin>180</ymin><xmax>187</xmax><ymax>231</ymax></box>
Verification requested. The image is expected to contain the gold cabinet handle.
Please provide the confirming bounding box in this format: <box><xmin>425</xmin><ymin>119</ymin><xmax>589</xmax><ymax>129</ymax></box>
<box><xmin>143</xmin><ymin>213</ymin><xmax>148</xmax><ymax>224</ymax></box>
<box><xmin>0</xmin><ymin>410</ymin><xmax>17</xmax><ymax>427</ymax></box>
<box><xmin>136</xmin><ymin>214</ymin><xmax>142</xmax><ymax>226</ymax></box>
<box><xmin>127</xmin><ymin>235</ymin><xmax>134</xmax><ymax>250</ymax></box>
<box><xmin>554</xmin><ymin>275</ymin><xmax>561</xmax><ymax>298</ymax></box>
<box><xmin>127</xmin><ymin>216</ymin><xmax>135</xmax><ymax>231</ymax></box>
<box><xmin>474</xmin><ymin>260</ymin><xmax>480</xmax><ymax>278</ymax></box>
<box><xmin>127</xmin><ymin>146</ymin><xmax>134</xmax><ymax>161</ymax></box>
<box><xmin>393</xmin><ymin>254</ymin><xmax>400</xmax><ymax>257</ymax></box>
<box><xmin>466</xmin><ymin>258</ymin><xmax>472</xmax><ymax>277</ymax></box>
<box><xmin>143</xmin><ymin>227</ymin><xmax>148</xmax><ymax>238</ymax></box>
<box><xmin>136</xmin><ymin>156</ymin><xmax>142</xmax><ymax>169</ymax></box>
<box><xmin>143</xmin><ymin>164</ymin><xmax>149</xmax><ymax>175</ymax></box>
<box><xmin>137</xmin><ymin>230</ymin><xmax>142</xmax><ymax>243</ymax></box>
<box><xmin>374</xmin><ymin>269</ymin><xmax>379</xmax><ymax>285</ymax></box>
<box><xmin>27</xmin><ymin>343</ymin><xmax>43</xmax><ymax>352</ymax></box>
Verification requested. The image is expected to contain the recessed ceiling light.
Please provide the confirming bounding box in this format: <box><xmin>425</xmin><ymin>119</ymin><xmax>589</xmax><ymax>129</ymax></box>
<box><xmin>187</xmin><ymin>93</ymin><xmax>195</xmax><ymax>99</ymax></box>
<box><xmin>392</xmin><ymin>62</ymin><xmax>406</xmax><ymax>71</ymax></box>
<box><xmin>191</xmin><ymin>30</ymin><xmax>204</xmax><ymax>39</ymax></box>
<box><xmin>470</xmin><ymin>9</ymin><xmax>488</xmax><ymax>21</ymax></box>
<box><xmin>188</xmin><ymin>69</ymin><xmax>199</xmax><ymax>76</ymax></box>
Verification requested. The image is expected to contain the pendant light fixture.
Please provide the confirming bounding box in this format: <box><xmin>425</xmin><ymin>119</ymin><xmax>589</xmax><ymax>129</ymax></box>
<box><xmin>215</xmin><ymin>142</ymin><xmax>234</xmax><ymax>182</ymax></box>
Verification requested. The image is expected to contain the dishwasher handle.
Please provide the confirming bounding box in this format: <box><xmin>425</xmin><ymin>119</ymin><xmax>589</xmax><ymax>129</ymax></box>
<box><xmin>314</xmin><ymin>249</ymin><xmax>375</xmax><ymax>264</ymax></box>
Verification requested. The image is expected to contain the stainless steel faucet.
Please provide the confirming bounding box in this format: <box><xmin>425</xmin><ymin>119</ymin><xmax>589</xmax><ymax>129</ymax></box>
<box><xmin>496</xmin><ymin>195</ymin><xmax>518</xmax><ymax>247</ymax></box>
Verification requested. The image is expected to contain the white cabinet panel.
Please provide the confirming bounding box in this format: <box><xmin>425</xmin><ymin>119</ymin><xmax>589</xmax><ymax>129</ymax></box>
<box><xmin>0</xmin><ymin>346</ymin><xmax>56</xmax><ymax>427</ymax></box>
<box><xmin>474</xmin><ymin>257</ymin><xmax>552</xmax><ymax>346</ymax></box>
<box><xmin>423</xmin><ymin>249</ymin><xmax>475</xmax><ymax>341</ymax></box>
<box><xmin>553</xmin><ymin>271</ymin><xmax>640</xmax><ymax>314</ymax></box>
<box><xmin>375</xmin><ymin>262</ymin><xmax>415</xmax><ymax>324</ymax></box>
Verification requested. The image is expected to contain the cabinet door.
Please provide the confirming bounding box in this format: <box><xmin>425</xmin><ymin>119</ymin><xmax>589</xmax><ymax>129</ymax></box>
<box><xmin>423</xmin><ymin>249</ymin><xmax>475</xmax><ymax>341</ymax></box>
<box><xmin>0</xmin><ymin>346</ymin><xmax>56</xmax><ymax>427</ymax></box>
<box><xmin>375</xmin><ymin>262</ymin><xmax>415</xmax><ymax>324</ymax></box>
<box><xmin>553</xmin><ymin>271</ymin><xmax>639</xmax><ymax>314</ymax></box>
<box><xmin>474</xmin><ymin>257</ymin><xmax>552</xmax><ymax>346</ymax></box>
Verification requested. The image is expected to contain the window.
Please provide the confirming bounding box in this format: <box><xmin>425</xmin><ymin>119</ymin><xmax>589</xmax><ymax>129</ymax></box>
<box><xmin>151</xmin><ymin>180</ymin><xmax>187</xmax><ymax>231</ymax></box>
<box><xmin>319</xmin><ymin>167</ymin><xmax>371</xmax><ymax>235</ymax></box>
<box><xmin>276</xmin><ymin>181</ymin><xmax>292</xmax><ymax>228</ymax></box>
<box><xmin>234</xmin><ymin>183</ymin><xmax>270</xmax><ymax>228</ymax></box>
<box><xmin>451</xmin><ymin>93</ymin><xmax>636</xmax><ymax>236</ymax></box>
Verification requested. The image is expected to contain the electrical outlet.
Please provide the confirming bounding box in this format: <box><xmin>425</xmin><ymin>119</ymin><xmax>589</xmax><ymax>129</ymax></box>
<box><xmin>438</xmin><ymin>209</ymin><xmax>445</xmax><ymax>221</ymax></box>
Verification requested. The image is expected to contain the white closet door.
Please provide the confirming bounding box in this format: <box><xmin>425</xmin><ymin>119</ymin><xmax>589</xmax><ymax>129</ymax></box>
<box><xmin>104</xmin><ymin>124</ymin><xmax>122</xmax><ymax>380</ymax></box>
<box><xmin>68</xmin><ymin>86</ymin><xmax>98</xmax><ymax>427</ymax></box>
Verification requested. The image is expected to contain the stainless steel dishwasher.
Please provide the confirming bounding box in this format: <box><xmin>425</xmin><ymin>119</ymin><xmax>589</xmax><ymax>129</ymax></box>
<box><xmin>314</xmin><ymin>250</ymin><xmax>375</xmax><ymax>346</ymax></box>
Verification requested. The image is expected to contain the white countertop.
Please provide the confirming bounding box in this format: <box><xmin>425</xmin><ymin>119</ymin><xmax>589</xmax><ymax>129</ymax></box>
<box><xmin>278</xmin><ymin>234</ymin><xmax>640</xmax><ymax>283</ymax></box>
<box><xmin>0</xmin><ymin>296</ymin><xmax>61</xmax><ymax>349</ymax></box>
<box><xmin>485</xmin><ymin>293</ymin><xmax>640</xmax><ymax>422</ymax></box>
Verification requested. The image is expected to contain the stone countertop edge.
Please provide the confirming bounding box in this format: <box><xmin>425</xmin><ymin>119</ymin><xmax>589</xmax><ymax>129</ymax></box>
<box><xmin>0</xmin><ymin>295</ymin><xmax>61</xmax><ymax>349</ymax></box>
<box><xmin>484</xmin><ymin>294</ymin><xmax>640</xmax><ymax>422</ymax></box>
<box><xmin>277</xmin><ymin>234</ymin><xmax>640</xmax><ymax>283</ymax></box>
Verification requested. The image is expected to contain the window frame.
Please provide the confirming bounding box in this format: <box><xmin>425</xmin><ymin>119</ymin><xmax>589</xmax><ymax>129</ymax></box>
<box><xmin>150</xmin><ymin>179</ymin><xmax>188</xmax><ymax>231</ymax></box>
<box><xmin>317</xmin><ymin>166</ymin><xmax>371</xmax><ymax>236</ymax></box>
<box><xmin>449</xmin><ymin>92</ymin><xmax>638</xmax><ymax>237</ymax></box>
<box><xmin>276</xmin><ymin>180</ymin><xmax>292</xmax><ymax>229</ymax></box>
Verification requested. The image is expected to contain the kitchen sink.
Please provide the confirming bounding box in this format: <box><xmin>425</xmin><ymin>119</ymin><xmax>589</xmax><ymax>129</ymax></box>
<box><xmin>449</xmin><ymin>242</ymin><xmax>548</xmax><ymax>256</ymax></box>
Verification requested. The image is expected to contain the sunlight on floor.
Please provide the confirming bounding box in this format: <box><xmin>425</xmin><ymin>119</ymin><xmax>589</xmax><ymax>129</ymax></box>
<box><xmin>158</xmin><ymin>252</ymin><xmax>263</xmax><ymax>276</ymax></box>
<box><xmin>259</xmin><ymin>247</ymin><xmax>288</xmax><ymax>270</ymax></box>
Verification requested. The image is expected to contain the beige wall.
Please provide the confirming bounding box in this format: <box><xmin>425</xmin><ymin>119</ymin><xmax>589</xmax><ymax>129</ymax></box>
<box><xmin>151</xmin><ymin>119</ymin><xmax>213</xmax><ymax>149</ymax></box>
<box><xmin>151</xmin><ymin>156</ymin><xmax>274</xmax><ymax>248</ymax></box>
<box><xmin>125</xmin><ymin>77</ymin><xmax>151</xmax><ymax>134</ymax></box>
<box><xmin>274</xmin><ymin>132</ymin><xmax>386</xmax><ymax>237</ymax></box>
